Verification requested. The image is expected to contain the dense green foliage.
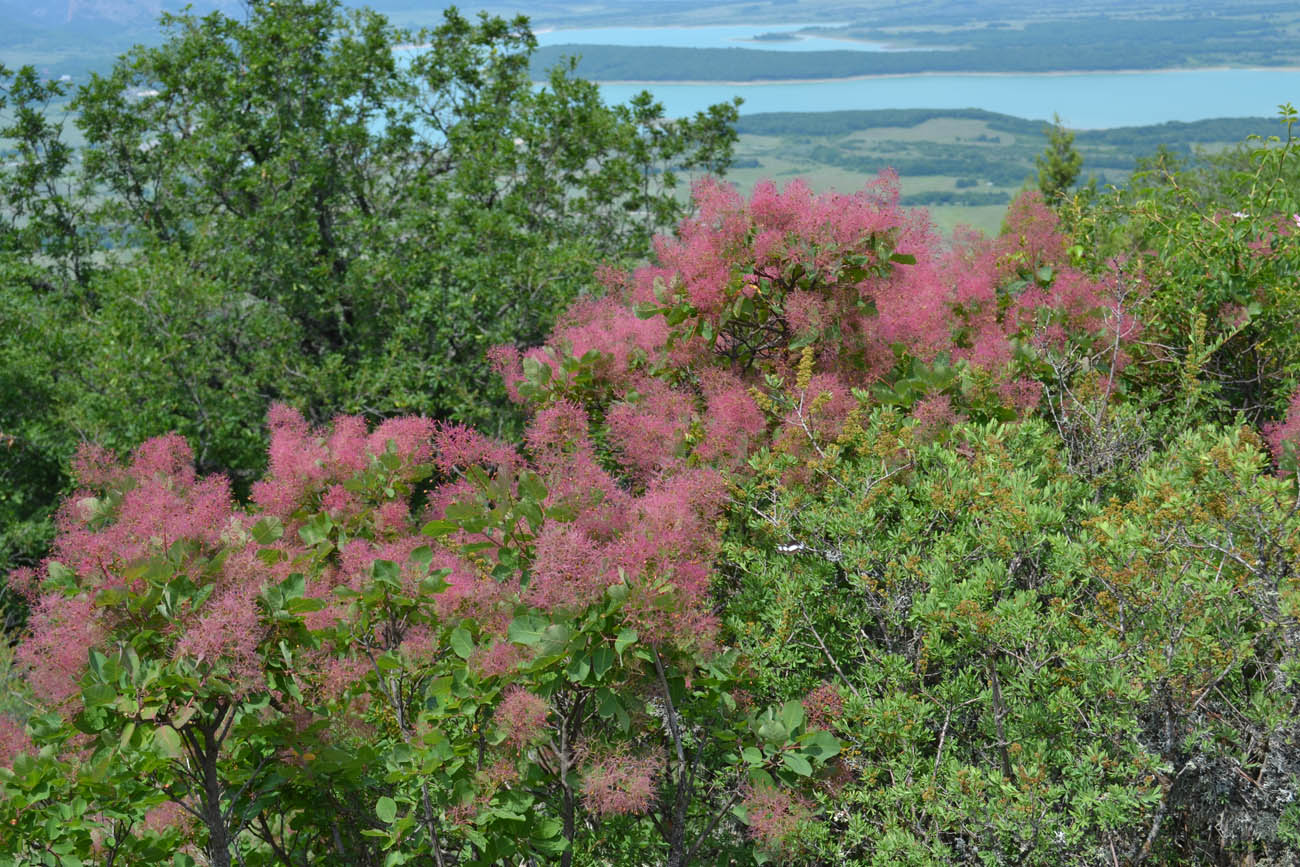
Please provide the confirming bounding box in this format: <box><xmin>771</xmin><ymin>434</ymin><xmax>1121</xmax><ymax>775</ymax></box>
<box><xmin>723</xmin><ymin>413</ymin><xmax>1300</xmax><ymax>864</ymax></box>
<box><xmin>1068</xmin><ymin>106</ymin><xmax>1300</xmax><ymax>432</ymax></box>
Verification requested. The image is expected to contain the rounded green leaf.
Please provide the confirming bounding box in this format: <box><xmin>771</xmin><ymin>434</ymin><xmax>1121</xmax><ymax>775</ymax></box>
<box><xmin>376</xmin><ymin>796</ymin><xmax>397</xmax><ymax>824</ymax></box>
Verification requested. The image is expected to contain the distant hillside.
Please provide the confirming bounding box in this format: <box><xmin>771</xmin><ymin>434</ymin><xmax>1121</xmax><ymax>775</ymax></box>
<box><xmin>736</xmin><ymin>109</ymin><xmax>1280</xmax><ymax>147</ymax></box>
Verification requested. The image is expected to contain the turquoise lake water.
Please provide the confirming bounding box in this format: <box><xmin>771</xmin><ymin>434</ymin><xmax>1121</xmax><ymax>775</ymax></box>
<box><xmin>532</xmin><ymin>26</ymin><xmax>1300</xmax><ymax>128</ymax></box>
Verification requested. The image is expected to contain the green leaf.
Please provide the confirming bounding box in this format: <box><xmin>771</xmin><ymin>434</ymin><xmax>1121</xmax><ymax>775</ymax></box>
<box><xmin>371</xmin><ymin>559</ymin><xmax>401</xmax><ymax>585</ymax></box>
<box><xmin>532</xmin><ymin>817</ymin><xmax>567</xmax><ymax>852</ymax></box>
<box><xmin>781</xmin><ymin>700</ymin><xmax>806</xmax><ymax>732</ymax></box>
<box><xmin>783</xmin><ymin>752</ymin><xmax>813</xmax><ymax>776</ymax></box>
<box><xmin>251</xmin><ymin>516</ymin><xmax>284</xmax><ymax>545</ymax></box>
<box><xmin>420</xmin><ymin>568</ymin><xmax>451</xmax><ymax>595</ymax></box>
<box><xmin>450</xmin><ymin>627</ymin><xmax>474</xmax><ymax>660</ymax></box>
<box><xmin>86</xmin><ymin>649</ymin><xmax>107</xmax><ymax>681</ymax></box>
<box><xmin>444</xmin><ymin>501</ymin><xmax>481</xmax><ymax>522</ymax></box>
<box><xmin>518</xmin><ymin>501</ymin><xmax>545</xmax><ymax>531</ymax></box>
<box><xmin>538</xmin><ymin>623</ymin><xmax>574</xmax><ymax>657</ymax></box>
<box><xmin>590</xmin><ymin>647</ymin><xmax>614</xmax><ymax>681</ymax></box>
<box><xmin>46</xmin><ymin>560</ymin><xmax>76</xmax><ymax>589</ymax></box>
<box><xmin>757</xmin><ymin>720</ymin><xmax>788</xmax><ymax>744</ymax></box>
<box><xmin>518</xmin><ymin>472</ymin><xmax>548</xmax><ymax>503</ymax></box>
<box><xmin>805</xmin><ymin>729</ymin><xmax>841</xmax><ymax>759</ymax></box>
<box><xmin>82</xmin><ymin>682</ymin><xmax>116</xmax><ymax>709</ymax></box>
<box><xmin>287</xmin><ymin>596</ymin><xmax>326</xmax><ymax>614</ymax></box>
<box><xmin>376</xmin><ymin>796</ymin><xmax>397</xmax><ymax>824</ymax></box>
<box><xmin>258</xmin><ymin>547</ymin><xmax>287</xmax><ymax>566</ymax></box>
<box><xmin>409</xmin><ymin>546</ymin><xmax>434</xmax><ymax>571</ymax></box>
<box><xmin>508</xmin><ymin>614</ymin><xmax>549</xmax><ymax>646</ymax></box>
<box><xmin>421</xmin><ymin>519</ymin><xmax>458</xmax><ymax>538</ymax></box>
<box><xmin>298</xmin><ymin>513</ymin><xmax>333</xmax><ymax>546</ymax></box>
<box><xmin>889</xmin><ymin>252</ymin><xmax>917</xmax><ymax>266</ymax></box>
<box><xmin>566</xmin><ymin>653</ymin><xmax>590</xmax><ymax>683</ymax></box>
<box><xmin>154</xmin><ymin>727</ymin><xmax>182</xmax><ymax>758</ymax></box>
<box><xmin>614</xmin><ymin>628</ymin><xmax>638</xmax><ymax>658</ymax></box>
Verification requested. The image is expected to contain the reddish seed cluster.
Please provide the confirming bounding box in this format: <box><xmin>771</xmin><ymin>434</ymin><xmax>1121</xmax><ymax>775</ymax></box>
<box><xmin>510</xmin><ymin>400</ymin><xmax>728</xmax><ymax>644</ymax></box>
<box><xmin>741</xmin><ymin>783</ymin><xmax>812</xmax><ymax>851</ymax></box>
<box><xmin>171</xmin><ymin>579</ymin><xmax>263</xmax><ymax>692</ymax></box>
<box><xmin>1264</xmin><ymin>387</ymin><xmax>1300</xmax><ymax>474</ymax></box>
<box><xmin>16</xmin><ymin>592</ymin><xmax>102</xmax><ymax>707</ymax></box>
<box><xmin>142</xmin><ymin>801</ymin><xmax>188</xmax><ymax>835</ymax></box>
<box><xmin>55</xmin><ymin>434</ymin><xmax>235</xmax><ymax>594</ymax></box>
<box><xmin>0</xmin><ymin>714</ymin><xmax>32</xmax><ymax>769</ymax></box>
<box><xmin>578</xmin><ymin>744</ymin><xmax>661</xmax><ymax>818</ymax></box>
<box><xmin>493</xmin><ymin>687</ymin><xmax>550</xmax><ymax>751</ymax></box>
<box><xmin>801</xmin><ymin>682</ymin><xmax>844</xmax><ymax>730</ymax></box>
<box><xmin>252</xmin><ymin>405</ymin><xmax>437</xmax><ymax>520</ymax></box>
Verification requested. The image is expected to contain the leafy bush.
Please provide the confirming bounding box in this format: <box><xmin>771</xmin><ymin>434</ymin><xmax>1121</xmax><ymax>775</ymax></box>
<box><xmin>1068</xmin><ymin>105</ymin><xmax>1300</xmax><ymax>437</ymax></box>
<box><xmin>722</xmin><ymin>410</ymin><xmax>1300</xmax><ymax>864</ymax></box>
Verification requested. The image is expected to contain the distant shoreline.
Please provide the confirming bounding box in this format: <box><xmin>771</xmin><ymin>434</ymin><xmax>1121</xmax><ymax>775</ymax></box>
<box><xmin>566</xmin><ymin>65</ymin><xmax>1300</xmax><ymax>87</ymax></box>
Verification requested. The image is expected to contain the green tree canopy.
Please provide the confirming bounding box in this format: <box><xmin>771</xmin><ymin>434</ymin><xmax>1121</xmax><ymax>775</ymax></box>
<box><xmin>1036</xmin><ymin>112</ymin><xmax>1083</xmax><ymax>203</ymax></box>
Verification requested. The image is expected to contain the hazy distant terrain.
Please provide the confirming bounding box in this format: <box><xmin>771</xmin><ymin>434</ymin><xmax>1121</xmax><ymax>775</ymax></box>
<box><xmin>6</xmin><ymin>0</ymin><xmax>1299</xmax><ymax>81</ymax></box>
<box><xmin>533</xmin><ymin>1</ymin><xmax>1300</xmax><ymax>81</ymax></box>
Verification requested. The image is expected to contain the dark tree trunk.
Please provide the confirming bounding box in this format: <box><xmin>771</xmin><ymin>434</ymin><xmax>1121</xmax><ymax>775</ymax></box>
<box><xmin>199</xmin><ymin>721</ymin><xmax>233</xmax><ymax>867</ymax></box>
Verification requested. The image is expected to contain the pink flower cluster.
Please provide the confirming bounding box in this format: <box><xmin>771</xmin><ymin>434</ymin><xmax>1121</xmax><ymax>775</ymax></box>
<box><xmin>17</xmin><ymin>592</ymin><xmax>102</xmax><ymax>706</ymax></box>
<box><xmin>55</xmin><ymin>435</ymin><xmax>235</xmax><ymax>594</ymax></box>
<box><xmin>252</xmin><ymin>404</ymin><xmax>437</xmax><ymax>520</ymax></box>
<box><xmin>509</xmin><ymin>401</ymin><xmax>729</xmax><ymax>645</ymax></box>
